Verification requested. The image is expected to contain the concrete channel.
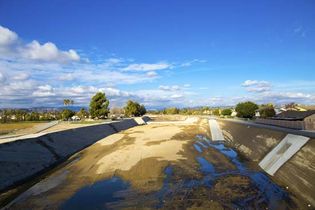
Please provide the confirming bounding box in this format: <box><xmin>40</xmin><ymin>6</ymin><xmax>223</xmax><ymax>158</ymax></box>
<box><xmin>0</xmin><ymin>116</ymin><xmax>314</xmax><ymax>209</ymax></box>
<box><xmin>0</xmin><ymin>117</ymin><xmax>150</xmax><ymax>193</ymax></box>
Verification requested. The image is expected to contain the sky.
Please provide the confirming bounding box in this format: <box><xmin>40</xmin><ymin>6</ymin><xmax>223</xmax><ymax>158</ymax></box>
<box><xmin>0</xmin><ymin>0</ymin><xmax>315</xmax><ymax>109</ymax></box>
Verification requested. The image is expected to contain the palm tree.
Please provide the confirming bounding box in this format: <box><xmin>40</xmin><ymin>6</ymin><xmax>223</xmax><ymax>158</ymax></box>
<box><xmin>63</xmin><ymin>99</ymin><xmax>70</xmax><ymax>106</ymax></box>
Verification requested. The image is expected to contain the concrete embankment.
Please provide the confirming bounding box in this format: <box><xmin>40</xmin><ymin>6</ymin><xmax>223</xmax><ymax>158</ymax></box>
<box><xmin>0</xmin><ymin>117</ymin><xmax>150</xmax><ymax>193</ymax></box>
<box><xmin>217</xmin><ymin>119</ymin><xmax>315</xmax><ymax>207</ymax></box>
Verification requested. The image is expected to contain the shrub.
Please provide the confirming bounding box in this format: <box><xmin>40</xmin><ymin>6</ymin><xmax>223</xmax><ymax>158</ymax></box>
<box><xmin>221</xmin><ymin>108</ymin><xmax>232</xmax><ymax>116</ymax></box>
<box><xmin>124</xmin><ymin>100</ymin><xmax>146</xmax><ymax>117</ymax></box>
<box><xmin>259</xmin><ymin>105</ymin><xmax>276</xmax><ymax>118</ymax></box>
<box><xmin>212</xmin><ymin>109</ymin><xmax>220</xmax><ymax>116</ymax></box>
<box><xmin>61</xmin><ymin>109</ymin><xmax>75</xmax><ymax>120</ymax></box>
<box><xmin>235</xmin><ymin>101</ymin><xmax>259</xmax><ymax>118</ymax></box>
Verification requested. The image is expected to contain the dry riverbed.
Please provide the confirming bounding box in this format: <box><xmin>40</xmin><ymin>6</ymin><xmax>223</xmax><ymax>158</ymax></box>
<box><xmin>2</xmin><ymin>117</ymin><xmax>303</xmax><ymax>209</ymax></box>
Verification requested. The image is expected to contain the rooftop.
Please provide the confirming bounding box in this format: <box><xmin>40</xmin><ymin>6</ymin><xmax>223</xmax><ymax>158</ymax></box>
<box><xmin>273</xmin><ymin>110</ymin><xmax>315</xmax><ymax>121</ymax></box>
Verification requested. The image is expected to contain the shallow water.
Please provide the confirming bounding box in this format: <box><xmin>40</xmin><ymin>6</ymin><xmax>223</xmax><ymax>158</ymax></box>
<box><xmin>61</xmin><ymin>177</ymin><xmax>129</xmax><ymax>210</ymax></box>
<box><xmin>156</xmin><ymin>135</ymin><xmax>294</xmax><ymax>209</ymax></box>
<box><xmin>60</xmin><ymin>135</ymin><xmax>294</xmax><ymax>209</ymax></box>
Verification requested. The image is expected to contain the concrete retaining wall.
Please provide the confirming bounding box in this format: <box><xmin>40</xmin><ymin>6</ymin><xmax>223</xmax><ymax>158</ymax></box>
<box><xmin>0</xmin><ymin>117</ymin><xmax>149</xmax><ymax>192</ymax></box>
<box><xmin>217</xmin><ymin>119</ymin><xmax>315</xmax><ymax>206</ymax></box>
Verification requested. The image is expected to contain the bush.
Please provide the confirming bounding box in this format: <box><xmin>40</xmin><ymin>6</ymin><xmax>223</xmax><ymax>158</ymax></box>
<box><xmin>124</xmin><ymin>100</ymin><xmax>146</xmax><ymax>117</ymax></box>
<box><xmin>221</xmin><ymin>108</ymin><xmax>232</xmax><ymax>116</ymax></box>
<box><xmin>77</xmin><ymin>108</ymin><xmax>89</xmax><ymax>119</ymax></box>
<box><xmin>163</xmin><ymin>107</ymin><xmax>180</xmax><ymax>115</ymax></box>
<box><xmin>212</xmin><ymin>109</ymin><xmax>220</xmax><ymax>116</ymax></box>
<box><xmin>259</xmin><ymin>106</ymin><xmax>276</xmax><ymax>118</ymax></box>
<box><xmin>235</xmin><ymin>101</ymin><xmax>259</xmax><ymax>118</ymax></box>
<box><xmin>61</xmin><ymin>109</ymin><xmax>75</xmax><ymax>120</ymax></box>
<box><xmin>139</xmin><ymin>105</ymin><xmax>147</xmax><ymax>116</ymax></box>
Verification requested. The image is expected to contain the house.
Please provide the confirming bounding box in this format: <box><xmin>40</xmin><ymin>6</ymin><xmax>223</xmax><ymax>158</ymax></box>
<box><xmin>274</xmin><ymin>107</ymin><xmax>282</xmax><ymax>115</ymax></box>
<box><xmin>231</xmin><ymin>109</ymin><xmax>237</xmax><ymax>117</ymax></box>
<box><xmin>280</xmin><ymin>104</ymin><xmax>307</xmax><ymax>112</ymax></box>
<box><xmin>255</xmin><ymin>110</ymin><xmax>315</xmax><ymax>130</ymax></box>
<box><xmin>274</xmin><ymin>110</ymin><xmax>315</xmax><ymax>121</ymax></box>
<box><xmin>71</xmin><ymin>115</ymin><xmax>81</xmax><ymax>121</ymax></box>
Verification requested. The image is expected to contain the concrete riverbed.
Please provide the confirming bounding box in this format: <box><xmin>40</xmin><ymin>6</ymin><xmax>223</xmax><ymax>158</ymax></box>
<box><xmin>1</xmin><ymin>116</ymin><xmax>314</xmax><ymax>209</ymax></box>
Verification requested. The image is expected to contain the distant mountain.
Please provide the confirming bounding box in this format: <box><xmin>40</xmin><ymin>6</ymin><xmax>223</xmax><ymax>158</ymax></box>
<box><xmin>0</xmin><ymin>106</ymin><xmax>88</xmax><ymax>112</ymax></box>
<box><xmin>31</xmin><ymin>106</ymin><xmax>88</xmax><ymax>112</ymax></box>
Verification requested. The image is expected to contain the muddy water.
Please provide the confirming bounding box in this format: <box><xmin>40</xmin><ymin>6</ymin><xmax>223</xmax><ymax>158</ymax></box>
<box><xmin>58</xmin><ymin>135</ymin><xmax>295</xmax><ymax>210</ymax></box>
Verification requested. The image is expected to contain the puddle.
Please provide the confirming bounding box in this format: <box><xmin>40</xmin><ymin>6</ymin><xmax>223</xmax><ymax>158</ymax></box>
<box><xmin>196</xmin><ymin>157</ymin><xmax>215</xmax><ymax>173</ymax></box>
<box><xmin>193</xmin><ymin>143</ymin><xmax>202</xmax><ymax>153</ymax></box>
<box><xmin>155</xmin><ymin>135</ymin><xmax>295</xmax><ymax>209</ymax></box>
<box><xmin>61</xmin><ymin>177</ymin><xmax>129</xmax><ymax>210</ymax></box>
<box><xmin>196</xmin><ymin>141</ymin><xmax>208</xmax><ymax>148</ymax></box>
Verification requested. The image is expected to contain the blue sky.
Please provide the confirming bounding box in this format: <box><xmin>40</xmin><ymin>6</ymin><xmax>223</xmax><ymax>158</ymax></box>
<box><xmin>0</xmin><ymin>0</ymin><xmax>314</xmax><ymax>108</ymax></box>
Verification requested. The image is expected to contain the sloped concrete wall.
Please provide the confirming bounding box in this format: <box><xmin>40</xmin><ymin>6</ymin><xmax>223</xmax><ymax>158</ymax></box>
<box><xmin>217</xmin><ymin>119</ymin><xmax>285</xmax><ymax>161</ymax></box>
<box><xmin>273</xmin><ymin>140</ymin><xmax>315</xmax><ymax>206</ymax></box>
<box><xmin>0</xmin><ymin>117</ymin><xmax>149</xmax><ymax>192</ymax></box>
<box><xmin>259</xmin><ymin>134</ymin><xmax>309</xmax><ymax>176</ymax></box>
<box><xmin>111</xmin><ymin>119</ymin><xmax>139</xmax><ymax>132</ymax></box>
<box><xmin>217</xmin><ymin>119</ymin><xmax>315</xmax><ymax>207</ymax></box>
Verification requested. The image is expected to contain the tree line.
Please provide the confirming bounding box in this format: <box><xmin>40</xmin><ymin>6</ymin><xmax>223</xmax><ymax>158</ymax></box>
<box><xmin>148</xmin><ymin>101</ymin><xmax>277</xmax><ymax>119</ymax></box>
<box><xmin>0</xmin><ymin>92</ymin><xmax>147</xmax><ymax>123</ymax></box>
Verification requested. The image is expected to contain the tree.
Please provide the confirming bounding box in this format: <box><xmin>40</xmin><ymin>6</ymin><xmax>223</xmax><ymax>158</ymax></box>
<box><xmin>235</xmin><ymin>101</ymin><xmax>259</xmax><ymax>118</ymax></box>
<box><xmin>221</xmin><ymin>108</ymin><xmax>232</xmax><ymax>116</ymax></box>
<box><xmin>25</xmin><ymin>112</ymin><xmax>40</xmax><ymax>121</ymax></box>
<box><xmin>139</xmin><ymin>105</ymin><xmax>147</xmax><ymax>116</ymax></box>
<box><xmin>164</xmin><ymin>107</ymin><xmax>179</xmax><ymax>115</ymax></box>
<box><xmin>61</xmin><ymin>109</ymin><xmax>75</xmax><ymax>120</ymax></box>
<box><xmin>259</xmin><ymin>104</ymin><xmax>276</xmax><ymax>118</ymax></box>
<box><xmin>77</xmin><ymin>108</ymin><xmax>89</xmax><ymax>119</ymax></box>
<box><xmin>89</xmin><ymin>92</ymin><xmax>110</xmax><ymax>119</ymax></box>
<box><xmin>63</xmin><ymin>99</ymin><xmax>70</xmax><ymax>106</ymax></box>
<box><xmin>212</xmin><ymin>109</ymin><xmax>220</xmax><ymax>116</ymax></box>
<box><xmin>124</xmin><ymin>100</ymin><xmax>146</xmax><ymax>117</ymax></box>
<box><xmin>63</xmin><ymin>99</ymin><xmax>74</xmax><ymax>106</ymax></box>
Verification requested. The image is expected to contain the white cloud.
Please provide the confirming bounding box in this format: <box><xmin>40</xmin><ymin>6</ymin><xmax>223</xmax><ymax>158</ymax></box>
<box><xmin>100</xmin><ymin>87</ymin><xmax>130</xmax><ymax>97</ymax></box>
<box><xmin>123</xmin><ymin>62</ymin><xmax>171</xmax><ymax>71</ymax></box>
<box><xmin>261</xmin><ymin>91</ymin><xmax>313</xmax><ymax>103</ymax></box>
<box><xmin>170</xmin><ymin>94</ymin><xmax>184</xmax><ymax>99</ymax></box>
<box><xmin>105</xmin><ymin>58</ymin><xmax>122</xmax><ymax>64</ymax></box>
<box><xmin>242</xmin><ymin>80</ymin><xmax>271</xmax><ymax>92</ymax></box>
<box><xmin>21</xmin><ymin>40</ymin><xmax>80</xmax><ymax>62</ymax></box>
<box><xmin>0</xmin><ymin>25</ymin><xmax>18</xmax><ymax>46</ymax></box>
<box><xmin>159</xmin><ymin>85</ymin><xmax>181</xmax><ymax>91</ymax></box>
<box><xmin>0</xmin><ymin>25</ymin><xmax>80</xmax><ymax>63</ymax></box>
<box><xmin>32</xmin><ymin>85</ymin><xmax>55</xmax><ymax>97</ymax></box>
<box><xmin>12</xmin><ymin>72</ymin><xmax>29</xmax><ymax>80</ymax></box>
<box><xmin>180</xmin><ymin>59</ymin><xmax>206</xmax><ymax>67</ymax></box>
<box><xmin>0</xmin><ymin>72</ymin><xmax>6</xmax><ymax>83</ymax></box>
<box><xmin>67</xmin><ymin>86</ymin><xmax>97</xmax><ymax>95</ymax></box>
<box><xmin>146</xmin><ymin>71</ymin><xmax>158</xmax><ymax>77</ymax></box>
<box><xmin>58</xmin><ymin>73</ymin><xmax>75</xmax><ymax>81</ymax></box>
